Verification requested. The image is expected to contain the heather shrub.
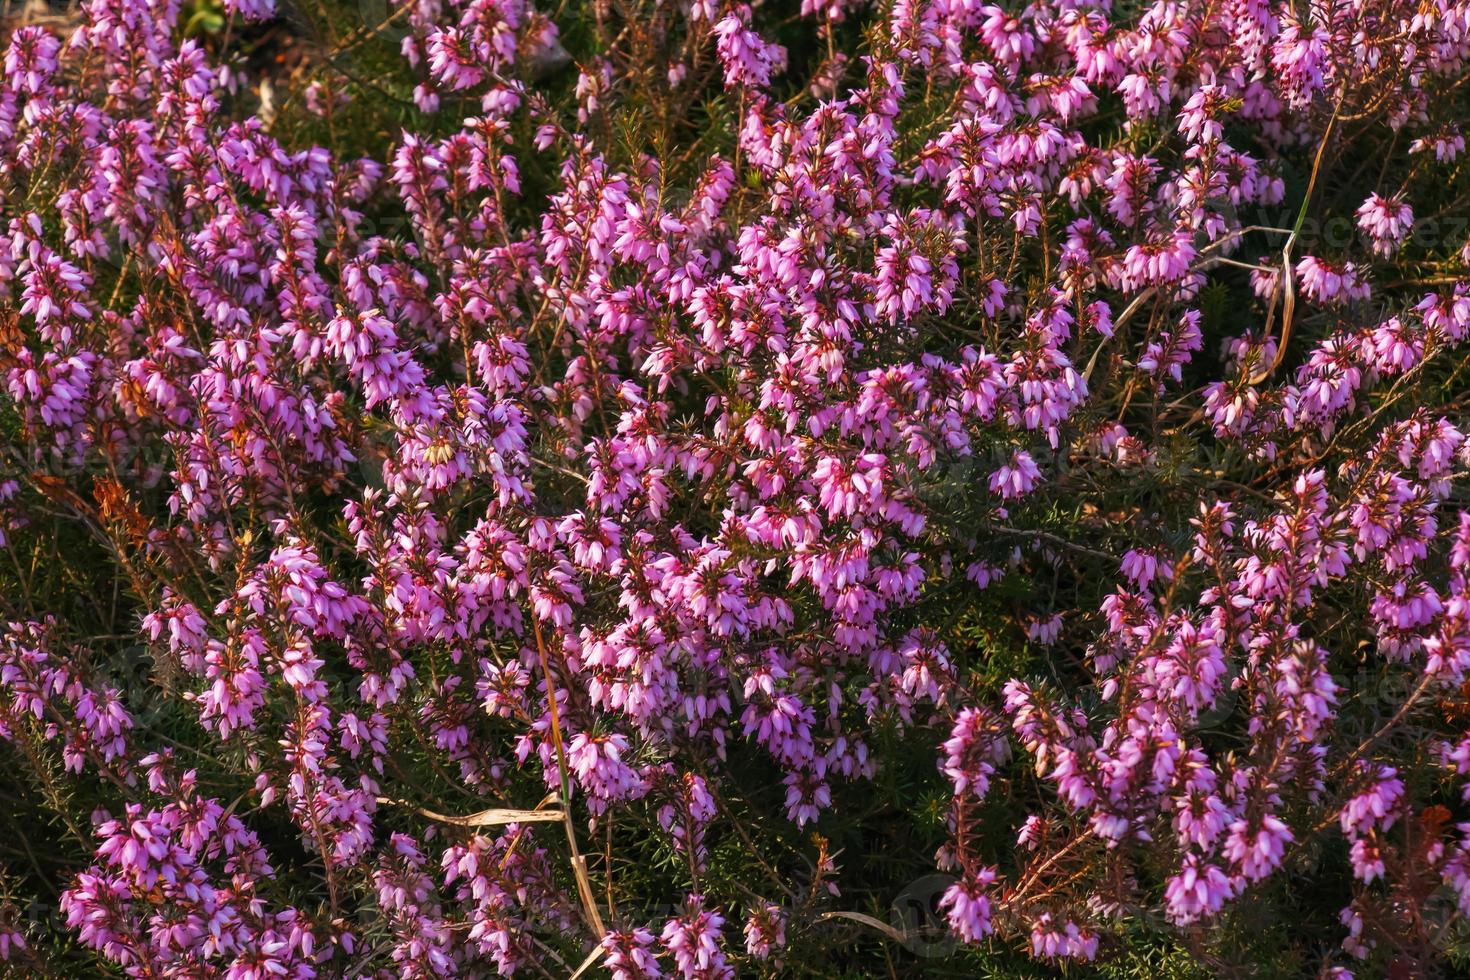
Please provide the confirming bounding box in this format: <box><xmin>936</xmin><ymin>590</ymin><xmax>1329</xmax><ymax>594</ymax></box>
<box><xmin>5</xmin><ymin>0</ymin><xmax>1470</xmax><ymax>976</ymax></box>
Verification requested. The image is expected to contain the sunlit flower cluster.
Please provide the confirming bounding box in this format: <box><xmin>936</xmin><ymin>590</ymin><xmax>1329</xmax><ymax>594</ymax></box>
<box><xmin>3</xmin><ymin>0</ymin><xmax>1470</xmax><ymax>975</ymax></box>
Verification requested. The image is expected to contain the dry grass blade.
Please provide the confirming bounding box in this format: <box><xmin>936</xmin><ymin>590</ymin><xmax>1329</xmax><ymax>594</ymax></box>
<box><xmin>1251</xmin><ymin>95</ymin><xmax>1341</xmax><ymax>386</ymax></box>
<box><xmin>532</xmin><ymin>617</ymin><xmax>610</xmax><ymax>938</ymax></box>
<box><xmin>817</xmin><ymin>910</ymin><xmax>911</xmax><ymax>946</ymax></box>
<box><xmin>377</xmin><ymin>792</ymin><xmax>564</xmax><ymax>826</ymax></box>
<box><xmin>566</xmin><ymin>944</ymin><xmax>606</xmax><ymax>980</ymax></box>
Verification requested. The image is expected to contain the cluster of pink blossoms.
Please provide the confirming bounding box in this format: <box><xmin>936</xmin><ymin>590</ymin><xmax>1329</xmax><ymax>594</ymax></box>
<box><xmin>4</xmin><ymin>0</ymin><xmax>1470</xmax><ymax>974</ymax></box>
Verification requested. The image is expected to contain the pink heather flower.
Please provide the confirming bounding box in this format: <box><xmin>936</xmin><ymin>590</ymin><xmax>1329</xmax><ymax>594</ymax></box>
<box><xmin>874</xmin><ymin>209</ymin><xmax>962</xmax><ymax>324</ymax></box>
<box><xmin>1224</xmin><ymin>815</ymin><xmax>1294</xmax><ymax>882</ymax></box>
<box><xmin>1410</xmin><ymin>127</ymin><xmax>1465</xmax><ymax>163</ymax></box>
<box><xmin>942</xmin><ymin>707</ymin><xmax>1003</xmax><ymax>799</ymax></box>
<box><xmin>742</xmin><ymin>904</ymin><xmax>785</xmax><ymax>959</ymax></box>
<box><xmin>1120</xmin><ymin>548</ymin><xmax>1162</xmax><ymax>588</ymax></box>
<box><xmin>1082</xmin><ymin>299</ymin><xmax>1114</xmax><ymax>338</ymax></box>
<box><xmin>1026</xmin><ymin>612</ymin><xmax>1063</xmax><ymax>645</ymax></box>
<box><xmin>1164</xmin><ymin>858</ymin><xmax>1236</xmax><ymax>924</ymax></box>
<box><xmin>898</xmin><ymin>627</ymin><xmax>951</xmax><ymax>701</ymax></box>
<box><xmin>1339</xmin><ymin>766</ymin><xmax>1404</xmax><ymax>837</ymax></box>
<box><xmin>989</xmin><ymin>450</ymin><xmax>1042</xmax><ymax>499</ymax></box>
<box><xmin>713</xmin><ymin>12</ymin><xmax>787</xmax><ymax>89</ymax></box>
<box><xmin>1348</xmin><ymin>836</ymin><xmax>1386</xmax><ymax>884</ymax></box>
<box><xmin>426</xmin><ymin>28</ymin><xmax>488</xmax><ymax>91</ymax></box>
<box><xmin>412</xmin><ymin>83</ymin><xmax>440</xmax><ymax>113</ymax></box>
<box><xmin>1271</xmin><ymin>19</ymin><xmax>1330</xmax><ymax>108</ymax></box>
<box><xmin>1121</xmin><ymin>231</ymin><xmax>1196</xmax><ymax>287</ymax></box>
<box><xmin>1138</xmin><ymin>309</ymin><xmax>1203</xmax><ymax>384</ymax></box>
<box><xmin>939</xmin><ymin>868</ymin><xmax>996</xmax><ymax>943</ymax></box>
<box><xmin>1249</xmin><ymin>259</ymin><xmax>1282</xmax><ymax>299</ymax></box>
<box><xmin>5</xmin><ymin>27</ymin><xmax>60</xmax><ymax>94</ymax></box>
<box><xmin>0</xmin><ymin>926</ymin><xmax>25</xmax><ymax>961</ymax></box>
<box><xmin>1295</xmin><ymin>255</ymin><xmax>1371</xmax><ymax>305</ymax></box>
<box><xmin>567</xmin><ymin>731</ymin><xmax>647</xmax><ymax>812</ymax></box>
<box><xmin>662</xmin><ymin>896</ymin><xmax>733</xmax><ymax>980</ymax></box>
<box><xmin>1029</xmin><ymin>915</ymin><xmax>1099</xmax><ymax>962</ymax></box>
<box><xmin>1177</xmin><ymin>85</ymin><xmax>1228</xmax><ymax>144</ymax></box>
<box><xmin>1446</xmin><ymin>828</ymin><xmax>1470</xmax><ymax>915</ymax></box>
<box><xmin>979</xmin><ymin>7</ymin><xmax>1035</xmax><ymax>65</ymax></box>
<box><xmin>224</xmin><ymin>0</ymin><xmax>274</xmax><ymax>20</ymax></box>
<box><xmin>782</xmin><ymin>770</ymin><xmax>831</xmax><ymax>827</ymax></box>
<box><xmin>603</xmin><ymin>928</ymin><xmax>663</xmax><ymax>980</ymax></box>
<box><xmin>1356</xmin><ymin>194</ymin><xmax>1414</xmax><ymax>257</ymax></box>
<box><xmin>304</xmin><ymin>80</ymin><xmax>349</xmax><ymax>117</ymax></box>
<box><xmin>1015</xmin><ymin>815</ymin><xmax>1045</xmax><ymax>850</ymax></box>
<box><xmin>1340</xmin><ymin>905</ymin><xmax>1372</xmax><ymax>959</ymax></box>
<box><xmin>1364</xmin><ymin>316</ymin><xmax>1423</xmax><ymax>376</ymax></box>
<box><xmin>1158</xmin><ymin>619</ymin><xmax>1226</xmax><ymax>714</ymax></box>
